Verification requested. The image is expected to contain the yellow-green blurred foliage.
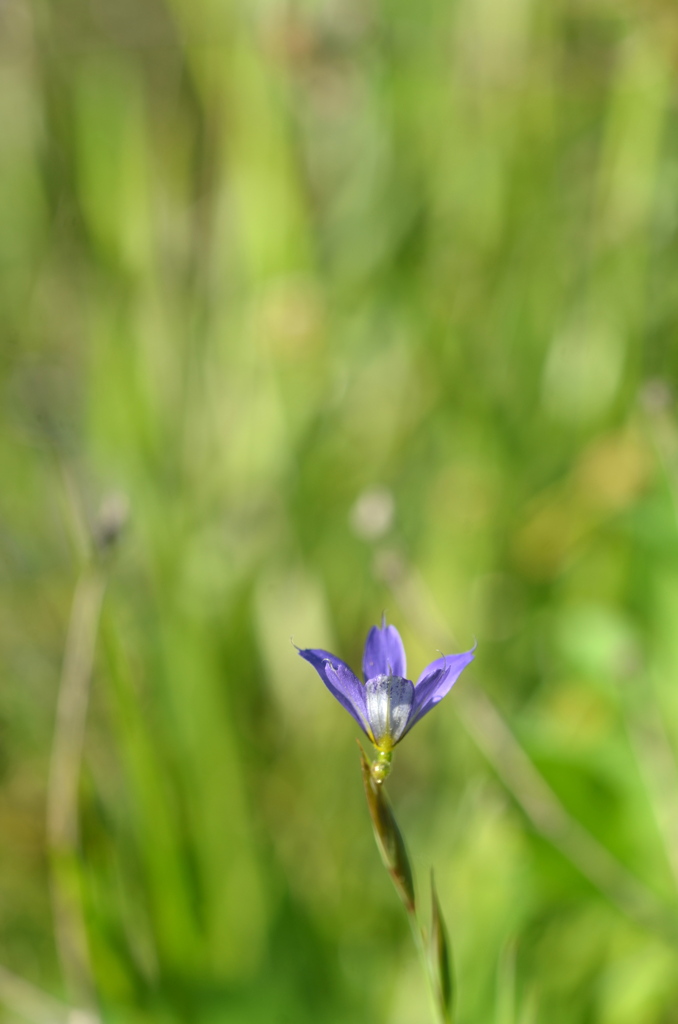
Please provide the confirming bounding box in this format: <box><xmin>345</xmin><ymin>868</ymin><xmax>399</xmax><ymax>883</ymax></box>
<box><xmin>3</xmin><ymin>0</ymin><xmax>678</xmax><ymax>1021</ymax></box>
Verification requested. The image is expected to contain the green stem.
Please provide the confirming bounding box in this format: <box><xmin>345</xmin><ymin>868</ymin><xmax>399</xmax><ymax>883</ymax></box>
<box><xmin>360</xmin><ymin>748</ymin><xmax>451</xmax><ymax>1024</ymax></box>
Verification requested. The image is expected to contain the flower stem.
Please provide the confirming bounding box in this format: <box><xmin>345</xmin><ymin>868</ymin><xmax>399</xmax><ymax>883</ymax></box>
<box><xmin>360</xmin><ymin>747</ymin><xmax>453</xmax><ymax>1024</ymax></box>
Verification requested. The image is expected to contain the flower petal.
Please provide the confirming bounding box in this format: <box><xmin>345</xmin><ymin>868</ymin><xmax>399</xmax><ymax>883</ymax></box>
<box><xmin>365</xmin><ymin>674</ymin><xmax>415</xmax><ymax>747</ymax></box>
<box><xmin>362</xmin><ymin>623</ymin><xmax>407</xmax><ymax>681</ymax></box>
<box><xmin>406</xmin><ymin>647</ymin><xmax>476</xmax><ymax>732</ymax></box>
<box><xmin>297</xmin><ymin>647</ymin><xmax>370</xmax><ymax>735</ymax></box>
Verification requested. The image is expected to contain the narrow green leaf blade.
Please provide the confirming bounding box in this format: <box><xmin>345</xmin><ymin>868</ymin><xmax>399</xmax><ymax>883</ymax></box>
<box><xmin>430</xmin><ymin>871</ymin><xmax>454</xmax><ymax>1023</ymax></box>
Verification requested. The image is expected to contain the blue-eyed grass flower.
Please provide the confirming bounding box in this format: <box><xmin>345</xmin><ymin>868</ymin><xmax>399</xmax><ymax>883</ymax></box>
<box><xmin>298</xmin><ymin>618</ymin><xmax>474</xmax><ymax>781</ymax></box>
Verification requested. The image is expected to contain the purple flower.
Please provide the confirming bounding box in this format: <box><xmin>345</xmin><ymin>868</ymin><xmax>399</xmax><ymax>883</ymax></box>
<box><xmin>297</xmin><ymin>619</ymin><xmax>475</xmax><ymax>751</ymax></box>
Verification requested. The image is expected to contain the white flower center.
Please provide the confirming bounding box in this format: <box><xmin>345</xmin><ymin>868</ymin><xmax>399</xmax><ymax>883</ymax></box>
<box><xmin>365</xmin><ymin>674</ymin><xmax>414</xmax><ymax>748</ymax></box>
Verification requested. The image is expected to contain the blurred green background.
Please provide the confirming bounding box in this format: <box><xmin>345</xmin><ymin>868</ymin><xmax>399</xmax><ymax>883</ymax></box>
<box><xmin>3</xmin><ymin>0</ymin><xmax>678</xmax><ymax>1021</ymax></box>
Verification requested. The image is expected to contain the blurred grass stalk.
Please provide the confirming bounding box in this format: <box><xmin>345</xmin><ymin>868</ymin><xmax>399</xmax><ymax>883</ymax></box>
<box><xmin>0</xmin><ymin>964</ymin><xmax>72</xmax><ymax>1024</ymax></box>
<box><xmin>44</xmin><ymin>483</ymin><xmax>127</xmax><ymax>1016</ymax></box>
<box><xmin>47</xmin><ymin>563</ymin><xmax>106</xmax><ymax>1015</ymax></box>
<box><xmin>633</xmin><ymin>399</ymin><xmax>678</xmax><ymax>891</ymax></box>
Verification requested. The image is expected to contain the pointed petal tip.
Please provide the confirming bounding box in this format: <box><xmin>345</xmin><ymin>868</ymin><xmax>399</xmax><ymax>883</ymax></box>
<box><xmin>430</xmin><ymin>641</ymin><xmax>477</xmax><ymax>674</ymax></box>
<box><xmin>405</xmin><ymin>644</ymin><xmax>475</xmax><ymax>734</ymax></box>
